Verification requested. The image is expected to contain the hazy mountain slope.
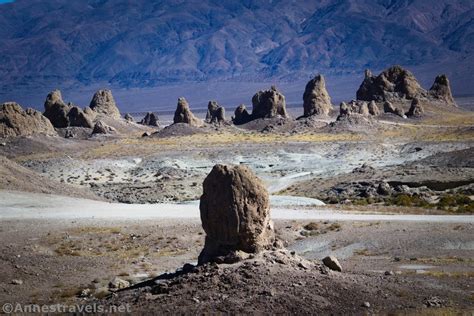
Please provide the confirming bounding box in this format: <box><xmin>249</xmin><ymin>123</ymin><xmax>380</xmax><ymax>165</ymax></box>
<box><xmin>0</xmin><ymin>0</ymin><xmax>472</xmax><ymax>102</ymax></box>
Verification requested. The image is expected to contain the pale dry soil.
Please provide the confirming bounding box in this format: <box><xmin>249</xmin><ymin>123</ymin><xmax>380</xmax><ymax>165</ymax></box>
<box><xmin>0</xmin><ymin>218</ymin><xmax>472</xmax><ymax>314</ymax></box>
<box><xmin>0</xmin><ymin>103</ymin><xmax>473</xmax><ymax>314</ymax></box>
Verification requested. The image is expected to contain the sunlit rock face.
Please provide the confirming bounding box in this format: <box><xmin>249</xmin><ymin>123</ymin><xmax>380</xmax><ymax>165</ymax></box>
<box><xmin>303</xmin><ymin>74</ymin><xmax>333</xmax><ymax>117</ymax></box>
<box><xmin>0</xmin><ymin>102</ymin><xmax>56</xmax><ymax>137</ymax></box>
<box><xmin>198</xmin><ymin>164</ymin><xmax>274</xmax><ymax>264</ymax></box>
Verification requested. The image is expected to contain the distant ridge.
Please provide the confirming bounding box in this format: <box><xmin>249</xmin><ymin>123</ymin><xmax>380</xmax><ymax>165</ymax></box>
<box><xmin>0</xmin><ymin>0</ymin><xmax>472</xmax><ymax>109</ymax></box>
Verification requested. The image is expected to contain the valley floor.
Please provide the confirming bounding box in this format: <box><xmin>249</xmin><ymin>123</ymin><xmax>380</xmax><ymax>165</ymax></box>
<box><xmin>0</xmin><ymin>103</ymin><xmax>473</xmax><ymax>314</ymax></box>
<box><xmin>0</xmin><ymin>213</ymin><xmax>472</xmax><ymax>314</ymax></box>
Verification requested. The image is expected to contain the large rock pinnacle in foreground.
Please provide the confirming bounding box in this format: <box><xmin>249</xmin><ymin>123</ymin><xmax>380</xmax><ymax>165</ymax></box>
<box><xmin>198</xmin><ymin>164</ymin><xmax>274</xmax><ymax>264</ymax></box>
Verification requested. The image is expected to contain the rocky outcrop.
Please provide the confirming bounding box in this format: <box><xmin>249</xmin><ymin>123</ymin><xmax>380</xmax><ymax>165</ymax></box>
<box><xmin>322</xmin><ymin>256</ymin><xmax>342</xmax><ymax>272</ymax></box>
<box><xmin>64</xmin><ymin>129</ymin><xmax>75</xmax><ymax>138</ymax></box>
<box><xmin>383</xmin><ymin>101</ymin><xmax>406</xmax><ymax>118</ymax></box>
<box><xmin>83</xmin><ymin>107</ymin><xmax>96</xmax><ymax>121</ymax></box>
<box><xmin>429</xmin><ymin>75</ymin><xmax>456</xmax><ymax>106</ymax></box>
<box><xmin>43</xmin><ymin>90</ymin><xmax>94</xmax><ymax>128</ymax></box>
<box><xmin>356</xmin><ymin>66</ymin><xmax>425</xmax><ymax>101</ymax></box>
<box><xmin>358</xmin><ymin>102</ymin><xmax>369</xmax><ymax>116</ymax></box>
<box><xmin>89</xmin><ymin>89</ymin><xmax>121</xmax><ymax>119</ymax></box>
<box><xmin>367</xmin><ymin>101</ymin><xmax>380</xmax><ymax>116</ymax></box>
<box><xmin>43</xmin><ymin>90</ymin><xmax>72</xmax><ymax>128</ymax></box>
<box><xmin>336</xmin><ymin>100</ymin><xmax>377</xmax><ymax>121</ymax></box>
<box><xmin>198</xmin><ymin>164</ymin><xmax>274</xmax><ymax>264</ymax></box>
<box><xmin>92</xmin><ymin>120</ymin><xmax>116</xmax><ymax>135</ymax></box>
<box><xmin>303</xmin><ymin>74</ymin><xmax>333</xmax><ymax>116</ymax></box>
<box><xmin>251</xmin><ymin>86</ymin><xmax>288</xmax><ymax>119</ymax></box>
<box><xmin>173</xmin><ymin>97</ymin><xmax>202</xmax><ymax>126</ymax></box>
<box><xmin>124</xmin><ymin>113</ymin><xmax>134</xmax><ymax>122</ymax></box>
<box><xmin>1</xmin><ymin>102</ymin><xmax>56</xmax><ymax>137</ymax></box>
<box><xmin>140</xmin><ymin>112</ymin><xmax>159</xmax><ymax>126</ymax></box>
<box><xmin>67</xmin><ymin>106</ymin><xmax>94</xmax><ymax>128</ymax></box>
<box><xmin>339</xmin><ymin>102</ymin><xmax>350</xmax><ymax>117</ymax></box>
<box><xmin>233</xmin><ymin>104</ymin><xmax>252</xmax><ymax>125</ymax></box>
<box><xmin>205</xmin><ymin>101</ymin><xmax>225</xmax><ymax>124</ymax></box>
<box><xmin>406</xmin><ymin>98</ymin><xmax>424</xmax><ymax>117</ymax></box>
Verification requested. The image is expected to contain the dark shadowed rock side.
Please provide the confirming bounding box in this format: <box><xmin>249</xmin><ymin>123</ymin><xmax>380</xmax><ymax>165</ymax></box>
<box><xmin>199</xmin><ymin>164</ymin><xmax>275</xmax><ymax>264</ymax></box>
<box><xmin>0</xmin><ymin>102</ymin><xmax>56</xmax><ymax>138</ymax></box>
<box><xmin>140</xmin><ymin>112</ymin><xmax>159</xmax><ymax>126</ymax></box>
<box><xmin>205</xmin><ymin>101</ymin><xmax>225</xmax><ymax>124</ymax></box>
<box><xmin>43</xmin><ymin>90</ymin><xmax>72</xmax><ymax>128</ymax></box>
<box><xmin>383</xmin><ymin>101</ymin><xmax>406</xmax><ymax>118</ymax></box>
<box><xmin>67</xmin><ymin>106</ymin><xmax>94</xmax><ymax>128</ymax></box>
<box><xmin>406</xmin><ymin>98</ymin><xmax>424</xmax><ymax>117</ymax></box>
<box><xmin>89</xmin><ymin>89</ymin><xmax>121</xmax><ymax>119</ymax></box>
<box><xmin>356</xmin><ymin>66</ymin><xmax>425</xmax><ymax>101</ymax></box>
<box><xmin>92</xmin><ymin>120</ymin><xmax>116</xmax><ymax>135</ymax></box>
<box><xmin>173</xmin><ymin>97</ymin><xmax>203</xmax><ymax>126</ymax></box>
<box><xmin>368</xmin><ymin>101</ymin><xmax>380</xmax><ymax>116</ymax></box>
<box><xmin>251</xmin><ymin>86</ymin><xmax>288</xmax><ymax>119</ymax></box>
<box><xmin>429</xmin><ymin>75</ymin><xmax>457</xmax><ymax>106</ymax></box>
<box><xmin>43</xmin><ymin>90</ymin><xmax>94</xmax><ymax>128</ymax></box>
<box><xmin>233</xmin><ymin>104</ymin><xmax>252</xmax><ymax>125</ymax></box>
<box><xmin>356</xmin><ymin>66</ymin><xmax>457</xmax><ymax>106</ymax></box>
<box><xmin>124</xmin><ymin>113</ymin><xmax>134</xmax><ymax>122</ymax></box>
<box><xmin>303</xmin><ymin>74</ymin><xmax>332</xmax><ymax>116</ymax></box>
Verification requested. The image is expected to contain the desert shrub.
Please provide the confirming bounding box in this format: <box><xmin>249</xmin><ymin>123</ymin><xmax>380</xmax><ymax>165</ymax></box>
<box><xmin>387</xmin><ymin>194</ymin><xmax>430</xmax><ymax>208</ymax></box>
<box><xmin>300</xmin><ymin>230</ymin><xmax>319</xmax><ymax>237</ymax></box>
<box><xmin>353</xmin><ymin>198</ymin><xmax>369</xmax><ymax>206</ymax></box>
<box><xmin>457</xmin><ymin>204</ymin><xmax>474</xmax><ymax>213</ymax></box>
<box><xmin>325</xmin><ymin>197</ymin><xmax>340</xmax><ymax>204</ymax></box>
<box><xmin>438</xmin><ymin>194</ymin><xmax>471</xmax><ymax>207</ymax></box>
<box><xmin>327</xmin><ymin>223</ymin><xmax>342</xmax><ymax>231</ymax></box>
<box><xmin>303</xmin><ymin>222</ymin><xmax>319</xmax><ymax>231</ymax></box>
<box><xmin>438</xmin><ymin>194</ymin><xmax>474</xmax><ymax>213</ymax></box>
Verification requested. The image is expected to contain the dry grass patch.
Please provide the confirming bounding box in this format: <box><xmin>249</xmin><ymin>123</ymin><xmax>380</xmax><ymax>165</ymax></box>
<box><xmin>422</xmin><ymin>271</ymin><xmax>474</xmax><ymax>278</ymax></box>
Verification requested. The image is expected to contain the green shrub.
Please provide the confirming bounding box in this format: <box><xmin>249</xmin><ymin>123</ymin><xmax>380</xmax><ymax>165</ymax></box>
<box><xmin>387</xmin><ymin>194</ymin><xmax>430</xmax><ymax>208</ymax></box>
<box><xmin>438</xmin><ymin>194</ymin><xmax>474</xmax><ymax>213</ymax></box>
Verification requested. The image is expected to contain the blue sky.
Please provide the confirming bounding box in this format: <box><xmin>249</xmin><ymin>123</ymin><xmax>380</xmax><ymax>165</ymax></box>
<box><xmin>0</xmin><ymin>0</ymin><xmax>15</xmax><ymax>3</ymax></box>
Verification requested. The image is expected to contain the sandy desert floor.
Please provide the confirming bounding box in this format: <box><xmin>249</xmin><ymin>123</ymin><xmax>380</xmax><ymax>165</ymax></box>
<box><xmin>0</xmin><ymin>100</ymin><xmax>473</xmax><ymax>314</ymax></box>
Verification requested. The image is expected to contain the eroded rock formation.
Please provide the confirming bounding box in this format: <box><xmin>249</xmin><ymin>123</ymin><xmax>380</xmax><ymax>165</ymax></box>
<box><xmin>339</xmin><ymin>102</ymin><xmax>350</xmax><ymax>116</ymax></box>
<box><xmin>205</xmin><ymin>101</ymin><xmax>225</xmax><ymax>124</ymax></box>
<box><xmin>429</xmin><ymin>75</ymin><xmax>456</xmax><ymax>106</ymax></box>
<box><xmin>140</xmin><ymin>112</ymin><xmax>159</xmax><ymax>126</ymax></box>
<box><xmin>356</xmin><ymin>66</ymin><xmax>425</xmax><ymax>101</ymax></box>
<box><xmin>336</xmin><ymin>100</ymin><xmax>378</xmax><ymax>121</ymax></box>
<box><xmin>383</xmin><ymin>101</ymin><xmax>406</xmax><ymax>118</ymax></box>
<box><xmin>367</xmin><ymin>101</ymin><xmax>380</xmax><ymax>116</ymax></box>
<box><xmin>358</xmin><ymin>102</ymin><xmax>369</xmax><ymax>116</ymax></box>
<box><xmin>92</xmin><ymin>120</ymin><xmax>116</xmax><ymax>135</ymax></box>
<box><xmin>303</xmin><ymin>74</ymin><xmax>332</xmax><ymax>116</ymax></box>
<box><xmin>173</xmin><ymin>97</ymin><xmax>202</xmax><ymax>126</ymax></box>
<box><xmin>233</xmin><ymin>104</ymin><xmax>252</xmax><ymax>125</ymax></box>
<box><xmin>43</xmin><ymin>90</ymin><xmax>72</xmax><ymax>128</ymax></box>
<box><xmin>67</xmin><ymin>106</ymin><xmax>94</xmax><ymax>128</ymax></box>
<box><xmin>89</xmin><ymin>89</ymin><xmax>121</xmax><ymax>119</ymax></box>
<box><xmin>198</xmin><ymin>164</ymin><xmax>274</xmax><ymax>264</ymax></box>
<box><xmin>1</xmin><ymin>102</ymin><xmax>56</xmax><ymax>137</ymax></box>
<box><xmin>406</xmin><ymin>98</ymin><xmax>424</xmax><ymax>117</ymax></box>
<box><xmin>251</xmin><ymin>86</ymin><xmax>288</xmax><ymax>119</ymax></box>
<box><xmin>124</xmin><ymin>113</ymin><xmax>134</xmax><ymax>122</ymax></box>
<box><xmin>43</xmin><ymin>90</ymin><xmax>94</xmax><ymax>128</ymax></box>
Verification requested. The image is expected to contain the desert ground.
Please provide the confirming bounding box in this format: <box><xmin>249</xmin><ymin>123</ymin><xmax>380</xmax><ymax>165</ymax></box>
<box><xmin>0</xmin><ymin>91</ymin><xmax>473</xmax><ymax>314</ymax></box>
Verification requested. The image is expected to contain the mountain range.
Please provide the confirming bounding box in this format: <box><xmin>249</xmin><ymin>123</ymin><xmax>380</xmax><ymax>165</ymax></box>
<box><xmin>0</xmin><ymin>0</ymin><xmax>473</xmax><ymax>110</ymax></box>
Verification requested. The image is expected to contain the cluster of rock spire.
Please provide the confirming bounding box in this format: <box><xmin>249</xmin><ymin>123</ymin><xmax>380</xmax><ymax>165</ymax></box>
<box><xmin>0</xmin><ymin>65</ymin><xmax>458</xmax><ymax>138</ymax></box>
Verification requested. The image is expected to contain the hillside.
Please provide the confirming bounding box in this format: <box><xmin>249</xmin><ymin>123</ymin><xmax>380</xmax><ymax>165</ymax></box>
<box><xmin>0</xmin><ymin>0</ymin><xmax>472</xmax><ymax>110</ymax></box>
